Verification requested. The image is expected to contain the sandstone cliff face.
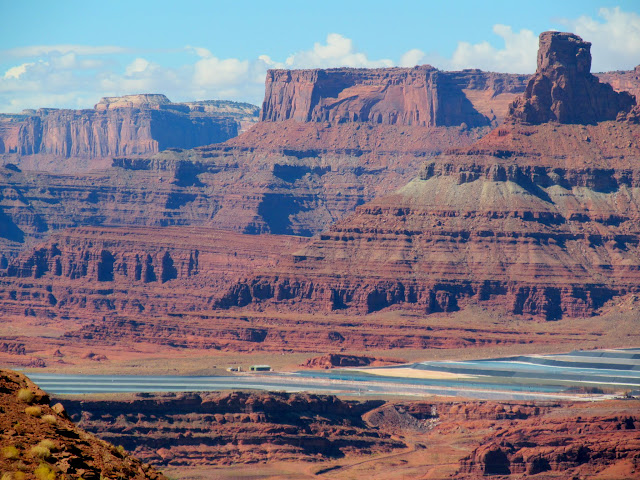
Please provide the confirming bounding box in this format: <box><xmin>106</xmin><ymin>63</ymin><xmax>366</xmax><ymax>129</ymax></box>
<box><xmin>52</xmin><ymin>391</ymin><xmax>640</xmax><ymax>479</ymax></box>
<box><xmin>215</xmin><ymin>126</ymin><xmax>640</xmax><ymax>319</ymax></box>
<box><xmin>508</xmin><ymin>32</ymin><xmax>635</xmax><ymax>124</ymax></box>
<box><xmin>62</xmin><ymin>391</ymin><xmax>399</xmax><ymax>467</ymax></box>
<box><xmin>15</xmin><ymin>108</ymin><xmax>237</xmax><ymax>158</ymax></box>
<box><xmin>457</xmin><ymin>403</ymin><xmax>640</xmax><ymax>478</ymax></box>
<box><xmin>261</xmin><ymin>66</ymin><xmax>526</xmax><ymax>127</ymax></box>
<box><xmin>0</xmin><ymin>95</ymin><xmax>259</xmax><ymax>171</ymax></box>
<box><xmin>215</xmin><ymin>32</ymin><xmax>640</xmax><ymax>320</ymax></box>
<box><xmin>597</xmin><ymin>65</ymin><xmax>640</xmax><ymax>103</ymax></box>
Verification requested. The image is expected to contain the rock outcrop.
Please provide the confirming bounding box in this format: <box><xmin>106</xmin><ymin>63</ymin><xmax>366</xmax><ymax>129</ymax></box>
<box><xmin>215</xmin><ymin>32</ymin><xmax>640</xmax><ymax>319</ymax></box>
<box><xmin>61</xmin><ymin>391</ymin><xmax>401</xmax><ymax>467</ymax></box>
<box><xmin>508</xmin><ymin>32</ymin><xmax>635</xmax><ymax>124</ymax></box>
<box><xmin>50</xmin><ymin>390</ymin><xmax>640</xmax><ymax>479</ymax></box>
<box><xmin>0</xmin><ymin>369</ymin><xmax>166</xmax><ymax>479</ymax></box>
<box><xmin>300</xmin><ymin>354</ymin><xmax>405</xmax><ymax>369</ymax></box>
<box><xmin>262</xmin><ymin>66</ymin><xmax>499</xmax><ymax>127</ymax></box>
<box><xmin>457</xmin><ymin>402</ymin><xmax>640</xmax><ymax>478</ymax></box>
<box><xmin>0</xmin><ymin>95</ymin><xmax>259</xmax><ymax>172</ymax></box>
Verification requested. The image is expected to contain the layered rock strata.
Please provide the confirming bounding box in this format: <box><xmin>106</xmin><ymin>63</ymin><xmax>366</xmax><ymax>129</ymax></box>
<box><xmin>0</xmin><ymin>122</ymin><xmax>488</xmax><ymax>256</ymax></box>
<box><xmin>0</xmin><ymin>95</ymin><xmax>259</xmax><ymax>172</ymax></box>
<box><xmin>0</xmin><ymin>226</ymin><xmax>572</xmax><ymax>357</ymax></box>
<box><xmin>54</xmin><ymin>390</ymin><xmax>640</xmax><ymax>479</ymax></box>
<box><xmin>62</xmin><ymin>391</ymin><xmax>401</xmax><ymax>466</ymax></box>
<box><xmin>458</xmin><ymin>402</ymin><xmax>640</xmax><ymax>478</ymax></box>
<box><xmin>2</xmin><ymin>62</ymin><xmax>639</xmax><ymax>252</ymax></box>
<box><xmin>0</xmin><ymin>226</ymin><xmax>307</xmax><ymax>319</ymax></box>
<box><xmin>215</xmin><ymin>32</ymin><xmax>640</xmax><ymax>319</ymax></box>
<box><xmin>508</xmin><ymin>32</ymin><xmax>635</xmax><ymax>124</ymax></box>
<box><xmin>261</xmin><ymin>66</ymin><xmax>507</xmax><ymax>127</ymax></box>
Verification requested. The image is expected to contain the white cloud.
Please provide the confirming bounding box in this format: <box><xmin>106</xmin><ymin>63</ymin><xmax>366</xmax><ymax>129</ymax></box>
<box><xmin>125</xmin><ymin>58</ymin><xmax>151</xmax><ymax>76</ymax></box>
<box><xmin>3</xmin><ymin>62</ymin><xmax>34</xmax><ymax>79</ymax></box>
<box><xmin>194</xmin><ymin>57</ymin><xmax>249</xmax><ymax>87</ymax></box>
<box><xmin>3</xmin><ymin>45</ymin><xmax>130</xmax><ymax>57</ymax></box>
<box><xmin>560</xmin><ymin>7</ymin><xmax>640</xmax><ymax>71</ymax></box>
<box><xmin>285</xmin><ymin>33</ymin><xmax>393</xmax><ymax>69</ymax></box>
<box><xmin>2</xmin><ymin>9</ymin><xmax>640</xmax><ymax>113</ymax></box>
<box><xmin>399</xmin><ymin>49</ymin><xmax>428</xmax><ymax>68</ymax></box>
<box><xmin>447</xmin><ymin>25</ymin><xmax>538</xmax><ymax>73</ymax></box>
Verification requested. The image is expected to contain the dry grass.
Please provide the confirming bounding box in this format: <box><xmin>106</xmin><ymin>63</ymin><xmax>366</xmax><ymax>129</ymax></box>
<box><xmin>16</xmin><ymin>389</ymin><xmax>35</xmax><ymax>404</ymax></box>
<box><xmin>33</xmin><ymin>464</ymin><xmax>55</xmax><ymax>480</ymax></box>
<box><xmin>24</xmin><ymin>406</ymin><xmax>42</xmax><ymax>417</ymax></box>
<box><xmin>2</xmin><ymin>445</ymin><xmax>20</xmax><ymax>460</ymax></box>
<box><xmin>29</xmin><ymin>445</ymin><xmax>51</xmax><ymax>461</ymax></box>
<box><xmin>40</xmin><ymin>415</ymin><xmax>57</xmax><ymax>426</ymax></box>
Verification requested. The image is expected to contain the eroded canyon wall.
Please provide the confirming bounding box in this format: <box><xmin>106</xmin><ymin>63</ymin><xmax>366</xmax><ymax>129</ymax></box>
<box><xmin>0</xmin><ymin>94</ymin><xmax>259</xmax><ymax>171</ymax></box>
<box><xmin>214</xmin><ymin>32</ymin><xmax>640</xmax><ymax>320</ymax></box>
<box><xmin>260</xmin><ymin>66</ymin><xmax>530</xmax><ymax>127</ymax></box>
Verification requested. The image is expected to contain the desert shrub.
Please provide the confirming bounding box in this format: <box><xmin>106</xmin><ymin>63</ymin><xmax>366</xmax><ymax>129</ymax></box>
<box><xmin>24</xmin><ymin>406</ymin><xmax>42</xmax><ymax>417</ymax></box>
<box><xmin>37</xmin><ymin>440</ymin><xmax>56</xmax><ymax>452</ymax></box>
<box><xmin>1</xmin><ymin>473</ymin><xmax>26</xmax><ymax>480</ymax></box>
<box><xmin>34</xmin><ymin>464</ymin><xmax>55</xmax><ymax>480</ymax></box>
<box><xmin>17</xmin><ymin>389</ymin><xmax>35</xmax><ymax>404</ymax></box>
<box><xmin>3</xmin><ymin>445</ymin><xmax>20</xmax><ymax>460</ymax></box>
<box><xmin>41</xmin><ymin>414</ymin><xmax>57</xmax><ymax>425</ymax></box>
<box><xmin>29</xmin><ymin>445</ymin><xmax>51</xmax><ymax>461</ymax></box>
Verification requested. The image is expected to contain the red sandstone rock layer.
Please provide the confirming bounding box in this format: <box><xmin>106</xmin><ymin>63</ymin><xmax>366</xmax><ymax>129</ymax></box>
<box><xmin>0</xmin><ymin>369</ymin><xmax>165</xmax><ymax>479</ymax></box>
<box><xmin>214</xmin><ymin>32</ymin><xmax>640</xmax><ymax>320</ymax></box>
<box><xmin>61</xmin><ymin>391</ymin><xmax>401</xmax><ymax>467</ymax></box>
<box><xmin>52</xmin><ymin>390</ymin><xmax>640</xmax><ymax>479</ymax></box>
<box><xmin>0</xmin><ymin>95</ymin><xmax>259</xmax><ymax>172</ymax></box>
<box><xmin>508</xmin><ymin>32</ymin><xmax>635</xmax><ymax>124</ymax></box>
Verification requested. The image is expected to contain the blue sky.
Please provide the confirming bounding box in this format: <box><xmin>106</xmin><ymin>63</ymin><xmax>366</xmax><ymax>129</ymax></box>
<box><xmin>1</xmin><ymin>1</ymin><xmax>639</xmax><ymax>111</ymax></box>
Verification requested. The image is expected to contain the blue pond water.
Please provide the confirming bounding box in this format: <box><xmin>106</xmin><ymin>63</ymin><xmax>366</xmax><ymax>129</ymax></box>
<box><xmin>18</xmin><ymin>348</ymin><xmax>639</xmax><ymax>398</ymax></box>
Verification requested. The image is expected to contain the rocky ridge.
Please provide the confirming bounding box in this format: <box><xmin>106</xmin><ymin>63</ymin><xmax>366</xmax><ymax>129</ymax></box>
<box><xmin>0</xmin><ymin>95</ymin><xmax>259</xmax><ymax>172</ymax></box>
<box><xmin>0</xmin><ymin>368</ymin><xmax>165</xmax><ymax>479</ymax></box>
<box><xmin>214</xmin><ymin>32</ymin><xmax>640</xmax><ymax>319</ymax></box>
<box><xmin>52</xmin><ymin>390</ymin><xmax>640</xmax><ymax>479</ymax></box>
<box><xmin>1</xmin><ymin>62</ymin><xmax>639</xmax><ymax>253</ymax></box>
<box><xmin>508</xmin><ymin>32</ymin><xmax>635</xmax><ymax>124</ymax></box>
<box><xmin>61</xmin><ymin>391</ymin><xmax>400</xmax><ymax>467</ymax></box>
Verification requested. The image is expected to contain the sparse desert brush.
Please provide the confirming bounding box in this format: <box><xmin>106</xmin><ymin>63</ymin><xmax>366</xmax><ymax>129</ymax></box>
<box><xmin>3</xmin><ymin>445</ymin><xmax>20</xmax><ymax>459</ymax></box>
<box><xmin>25</xmin><ymin>405</ymin><xmax>42</xmax><ymax>417</ymax></box>
<box><xmin>34</xmin><ymin>464</ymin><xmax>55</xmax><ymax>480</ymax></box>
<box><xmin>17</xmin><ymin>389</ymin><xmax>35</xmax><ymax>404</ymax></box>
<box><xmin>29</xmin><ymin>445</ymin><xmax>51</xmax><ymax>460</ymax></box>
<box><xmin>37</xmin><ymin>440</ymin><xmax>57</xmax><ymax>452</ymax></box>
<box><xmin>1</xmin><ymin>473</ymin><xmax>26</xmax><ymax>480</ymax></box>
<box><xmin>41</xmin><ymin>414</ymin><xmax>57</xmax><ymax>425</ymax></box>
